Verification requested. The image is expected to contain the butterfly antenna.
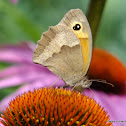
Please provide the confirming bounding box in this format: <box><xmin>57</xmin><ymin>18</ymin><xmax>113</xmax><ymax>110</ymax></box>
<box><xmin>90</xmin><ymin>79</ymin><xmax>114</xmax><ymax>87</ymax></box>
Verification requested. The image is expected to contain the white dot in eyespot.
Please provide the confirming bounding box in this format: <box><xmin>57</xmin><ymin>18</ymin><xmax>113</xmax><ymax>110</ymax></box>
<box><xmin>77</xmin><ymin>25</ymin><xmax>80</xmax><ymax>29</ymax></box>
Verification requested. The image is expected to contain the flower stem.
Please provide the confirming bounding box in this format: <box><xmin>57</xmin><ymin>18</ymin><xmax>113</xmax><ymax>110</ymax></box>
<box><xmin>87</xmin><ymin>0</ymin><xmax>107</xmax><ymax>43</ymax></box>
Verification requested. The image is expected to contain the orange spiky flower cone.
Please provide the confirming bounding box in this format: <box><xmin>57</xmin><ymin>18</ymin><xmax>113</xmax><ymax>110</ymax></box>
<box><xmin>0</xmin><ymin>88</ymin><xmax>112</xmax><ymax>126</ymax></box>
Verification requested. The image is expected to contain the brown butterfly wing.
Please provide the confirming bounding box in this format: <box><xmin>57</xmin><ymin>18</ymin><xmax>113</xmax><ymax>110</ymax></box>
<box><xmin>33</xmin><ymin>25</ymin><xmax>85</xmax><ymax>85</ymax></box>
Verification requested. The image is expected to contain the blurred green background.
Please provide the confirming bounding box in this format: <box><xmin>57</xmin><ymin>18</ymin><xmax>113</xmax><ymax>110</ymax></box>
<box><xmin>0</xmin><ymin>0</ymin><xmax>126</xmax><ymax>101</ymax></box>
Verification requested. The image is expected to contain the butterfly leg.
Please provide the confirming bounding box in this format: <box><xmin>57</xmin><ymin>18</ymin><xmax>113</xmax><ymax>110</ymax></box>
<box><xmin>48</xmin><ymin>78</ymin><xmax>60</xmax><ymax>88</ymax></box>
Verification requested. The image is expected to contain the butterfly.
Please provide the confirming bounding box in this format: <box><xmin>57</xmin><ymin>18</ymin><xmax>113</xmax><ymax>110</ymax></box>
<box><xmin>33</xmin><ymin>9</ymin><xmax>92</xmax><ymax>89</ymax></box>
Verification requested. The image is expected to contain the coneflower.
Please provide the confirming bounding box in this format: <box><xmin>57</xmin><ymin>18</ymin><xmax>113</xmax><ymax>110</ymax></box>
<box><xmin>0</xmin><ymin>88</ymin><xmax>112</xmax><ymax>126</ymax></box>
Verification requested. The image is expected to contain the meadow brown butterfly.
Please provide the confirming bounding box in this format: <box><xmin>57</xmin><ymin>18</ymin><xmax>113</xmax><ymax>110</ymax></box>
<box><xmin>33</xmin><ymin>9</ymin><xmax>92</xmax><ymax>89</ymax></box>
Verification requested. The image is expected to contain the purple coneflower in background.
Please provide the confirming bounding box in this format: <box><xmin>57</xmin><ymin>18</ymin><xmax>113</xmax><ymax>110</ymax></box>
<box><xmin>10</xmin><ymin>0</ymin><xmax>18</xmax><ymax>4</ymax></box>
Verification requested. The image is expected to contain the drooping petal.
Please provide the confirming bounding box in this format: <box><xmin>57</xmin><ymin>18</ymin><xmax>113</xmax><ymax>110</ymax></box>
<box><xmin>0</xmin><ymin>84</ymin><xmax>31</xmax><ymax>112</ymax></box>
<box><xmin>0</xmin><ymin>42</ymin><xmax>35</xmax><ymax>51</ymax></box>
<box><xmin>0</xmin><ymin>64</ymin><xmax>64</xmax><ymax>89</ymax></box>
<box><xmin>0</xmin><ymin>42</ymin><xmax>35</xmax><ymax>64</ymax></box>
<box><xmin>88</xmin><ymin>48</ymin><xmax>126</xmax><ymax>94</ymax></box>
<box><xmin>0</xmin><ymin>64</ymin><xmax>46</xmax><ymax>79</ymax></box>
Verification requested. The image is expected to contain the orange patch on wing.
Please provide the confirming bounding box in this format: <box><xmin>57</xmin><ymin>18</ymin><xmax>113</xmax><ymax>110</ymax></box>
<box><xmin>80</xmin><ymin>38</ymin><xmax>91</xmax><ymax>75</ymax></box>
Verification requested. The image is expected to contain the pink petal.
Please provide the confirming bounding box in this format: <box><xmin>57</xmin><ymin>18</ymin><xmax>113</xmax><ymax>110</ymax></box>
<box><xmin>0</xmin><ymin>79</ymin><xmax>64</xmax><ymax>112</ymax></box>
<box><xmin>0</xmin><ymin>64</ymin><xmax>46</xmax><ymax>78</ymax></box>
<box><xmin>0</xmin><ymin>84</ymin><xmax>31</xmax><ymax>112</ymax></box>
<box><xmin>0</xmin><ymin>117</ymin><xmax>4</xmax><ymax>126</ymax></box>
<box><xmin>0</xmin><ymin>71</ymin><xmax>50</xmax><ymax>89</ymax></box>
<box><xmin>0</xmin><ymin>42</ymin><xmax>35</xmax><ymax>64</ymax></box>
<box><xmin>9</xmin><ymin>0</ymin><xmax>18</xmax><ymax>4</ymax></box>
<box><xmin>0</xmin><ymin>42</ymin><xmax>35</xmax><ymax>51</ymax></box>
<box><xmin>85</xmin><ymin>90</ymin><xmax>126</xmax><ymax>126</ymax></box>
<box><xmin>0</xmin><ymin>63</ymin><xmax>64</xmax><ymax>89</ymax></box>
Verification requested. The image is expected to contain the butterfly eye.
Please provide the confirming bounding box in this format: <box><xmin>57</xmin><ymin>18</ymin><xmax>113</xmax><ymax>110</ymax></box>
<box><xmin>73</xmin><ymin>24</ymin><xmax>81</xmax><ymax>30</ymax></box>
